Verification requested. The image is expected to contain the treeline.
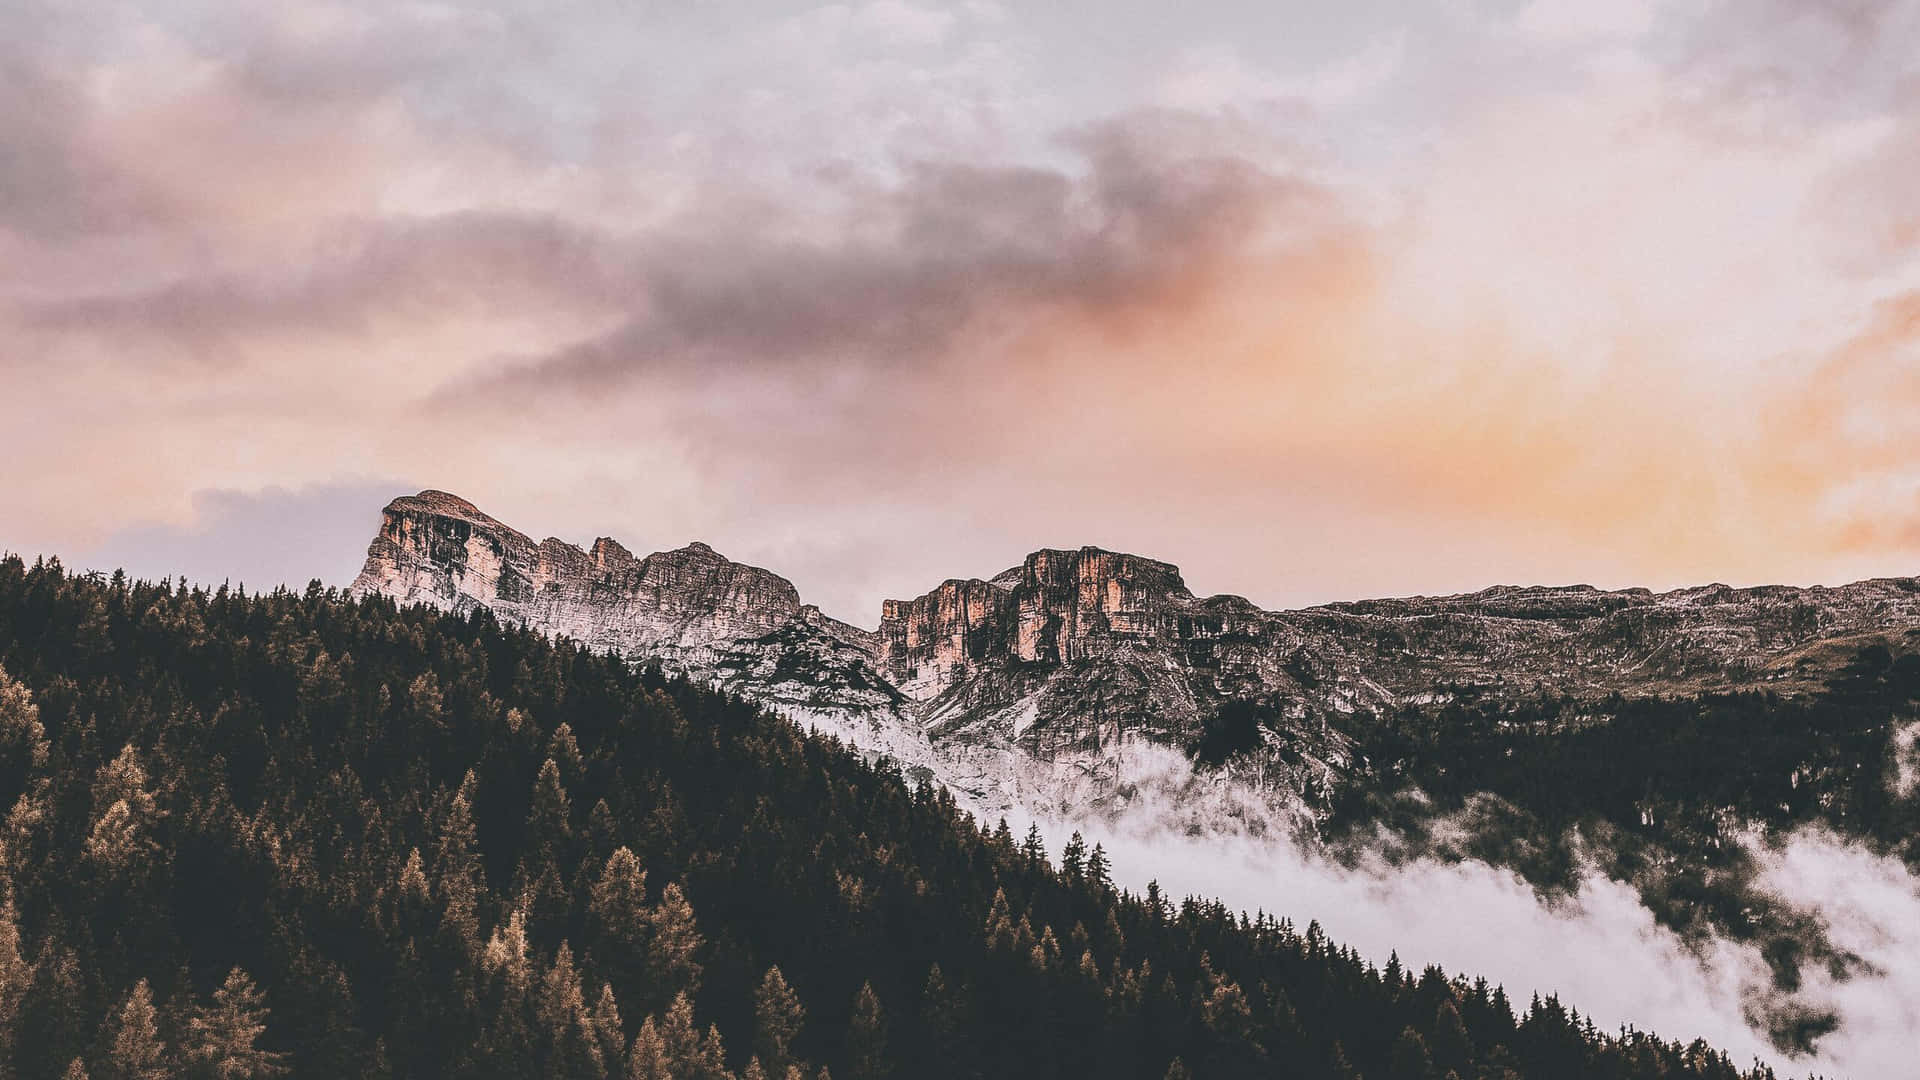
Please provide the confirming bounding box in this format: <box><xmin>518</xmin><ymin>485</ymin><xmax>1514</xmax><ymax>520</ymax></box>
<box><xmin>0</xmin><ymin>555</ymin><xmax>1789</xmax><ymax>1079</ymax></box>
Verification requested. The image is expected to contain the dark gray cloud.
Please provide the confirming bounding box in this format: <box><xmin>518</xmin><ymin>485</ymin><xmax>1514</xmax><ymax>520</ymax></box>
<box><xmin>23</xmin><ymin>212</ymin><xmax>643</xmax><ymax>365</ymax></box>
<box><xmin>432</xmin><ymin>109</ymin><xmax>1338</xmax><ymax>403</ymax></box>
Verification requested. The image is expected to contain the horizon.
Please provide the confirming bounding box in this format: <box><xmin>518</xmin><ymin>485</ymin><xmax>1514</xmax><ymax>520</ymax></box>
<box><xmin>16</xmin><ymin>483</ymin><xmax>1920</xmax><ymax>632</ymax></box>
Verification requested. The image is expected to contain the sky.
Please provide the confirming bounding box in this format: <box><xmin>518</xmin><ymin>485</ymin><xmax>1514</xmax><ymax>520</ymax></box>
<box><xmin>4</xmin><ymin>0</ymin><xmax>1920</xmax><ymax>625</ymax></box>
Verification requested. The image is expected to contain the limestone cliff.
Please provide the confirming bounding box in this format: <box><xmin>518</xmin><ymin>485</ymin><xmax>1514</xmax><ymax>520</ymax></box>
<box><xmin>352</xmin><ymin>491</ymin><xmax>838</xmax><ymax>659</ymax></box>
<box><xmin>351</xmin><ymin>490</ymin><xmax>1920</xmax><ymax>809</ymax></box>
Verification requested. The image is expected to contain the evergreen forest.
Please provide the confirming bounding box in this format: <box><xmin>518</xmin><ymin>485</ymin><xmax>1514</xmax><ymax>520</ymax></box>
<box><xmin>0</xmin><ymin>555</ymin><xmax>1801</xmax><ymax>1079</ymax></box>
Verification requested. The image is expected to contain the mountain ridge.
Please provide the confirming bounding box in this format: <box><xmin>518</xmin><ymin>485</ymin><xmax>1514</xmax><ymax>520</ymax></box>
<box><xmin>351</xmin><ymin>489</ymin><xmax>1920</xmax><ymax>809</ymax></box>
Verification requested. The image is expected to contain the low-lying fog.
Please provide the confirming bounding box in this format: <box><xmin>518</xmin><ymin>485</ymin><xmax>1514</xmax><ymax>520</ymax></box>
<box><xmin>991</xmin><ymin>744</ymin><xmax>1920</xmax><ymax>1079</ymax></box>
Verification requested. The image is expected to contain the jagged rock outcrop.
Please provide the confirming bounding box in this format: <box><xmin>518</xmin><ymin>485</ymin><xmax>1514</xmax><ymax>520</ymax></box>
<box><xmin>351</xmin><ymin>490</ymin><xmax>1920</xmax><ymax>810</ymax></box>
<box><xmin>353</xmin><ymin>490</ymin><xmax>875</xmax><ymax>660</ymax></box>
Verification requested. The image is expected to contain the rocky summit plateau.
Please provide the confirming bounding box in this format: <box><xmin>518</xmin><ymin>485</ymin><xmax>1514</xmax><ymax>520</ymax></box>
<box><xmin>352</xmin><ymin>490</ymin><xmax>1920</xmax><ymax>810</ymax></box>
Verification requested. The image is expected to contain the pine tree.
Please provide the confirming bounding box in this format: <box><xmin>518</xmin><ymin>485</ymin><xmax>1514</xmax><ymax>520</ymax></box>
<box><xmin>431</xmin><ymin>786</ymin><xmax>485</xmax><ymax>957</ymax></box>
<box><xmin>694</xmin><ymin>1025</ymin><xmax>733</xmax><ymax>1080</ymax></box>
<box><xmin>1391</xmin><ymin>1025</ymin><xmax>1437</xmax><ymax>1080</ymax></box>
<box><xmin>184</xmin><ymin>967</ymin><xmax>287</xmax><ymax>1079</ymax></box>
<box><xmin>627</xmin><ymin>1016</ymin><xmax>671</xmax><ymax>1080</ymax></box>
<box><xmin>549</xmin><ymin>723</ymin><xmax>586</xmax><ymax>784</ymax></box>
<box><xmin>589</xmin><ymin>982</ymin><xmax>627</xmax><ymax>1074</ymax></box>
<box><xmin>0</xmin><ymin>663</ymin><xmax>47</xmax><ymax>807</ymax></box>
<box><xmin>20</xmin><ymin>942</ymin><xmax>88</xmax><ymax>1079</ymax></box>
<box><xmin>86</xmin><ymin>746</ymin><xmax>160</xmax><ymax>871</ymax></box>
<box><xmin>590</xmin><ymin>847</ymin><xmax>650</xmax><ymax>1015</ymax></box>
<box><xmin>659</xmin><ymin>992</ymin><xmax>706</xmax><ymax>1078</ymax></box>
<box><xmin>480</xmin><ymin>910</ymin><xmax>537</xmax><ymax>1069</ymax></box>
<box><xmin>537</xmin><ymin>943</ymin><xmax>602</xmax><ymax>1079</ymax></box>
<box><xmin>0</xmin><ymin>894</ymin><xmax>26</xmax><ymax>1079</ymax></box>
<box><xmin>1086</xmin><ymin>844</ymin><xmax>1113</xmax><ymax>896</ymax></box>
<box><xmin>845</xmin><ymin>982</ymin><xmax>888</xmax><ymax>1080</ymax></box>
<box><xmin>529</xmin><ymin>758</ymin><xmax>573</xmax><ymax>840</ymax></box>
<box><xmin>1328</xmin><ymin>1040</ymin><xmax>1360</xmax><ymax>1080</ymax></box>
<box><xmin>1020</xmin><ymin>825</ymin><xmax>1046</xmax><ymax>869</ymax></box>
<box><xmin>1432</xmin><ymin>999</ymin><xmax>1473</xmax><ymax>1076</ymax></box>
<box><xmin>521</xmin><ymin>759</ymin><xmax>576</xmax><ymax>940</ymax></box>
<box><xmin>647</xmin><ymin>883</ymin><xmax>704</xmax><ymax>1000</ymax></box>
<box><xmin>106</xmin><ymin>980</ymin><xmax>170</xmax><ymax>1080</ymax></box>
<box><xmin>990</xmin><ymin>819</ymin><xmax>1014</xmax><ymax>852</ymax></box>
<box><xmin>918</xmin><ymin>963</ymin><xmax>966</xmax><ymax>1079</ymax></box>
<box><xmin>753</xmin><ymin>966</ymin><xmax>805</xmax><ymax>1076</ymax></box>
<box><xmin>1162</xmin><ymin>1060</ymin><xmax>1191</xmax><ymax>1080</ymax></box>
<box><xmin>1061</xmin><ymin>832</ymin><xmax>1087</xmax><ymax>882</ymax></box>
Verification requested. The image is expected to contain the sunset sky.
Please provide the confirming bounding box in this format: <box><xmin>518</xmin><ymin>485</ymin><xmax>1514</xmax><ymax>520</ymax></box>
<box><xmin>5</xmin><ymin>0</ymin><xmax>1919</xmax><ymax>623</ymax></box>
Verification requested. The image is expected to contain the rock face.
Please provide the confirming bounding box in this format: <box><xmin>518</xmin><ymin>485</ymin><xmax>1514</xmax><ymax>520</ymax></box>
<box><xmin>353</xmin><ymin>491</ymin><xmax>877</xmax><ymax>663</ymax></box>
<box><xmin>352</xmin><ymin>490</ymin><xmax>1920</xmax><ymax>808</ymax></box>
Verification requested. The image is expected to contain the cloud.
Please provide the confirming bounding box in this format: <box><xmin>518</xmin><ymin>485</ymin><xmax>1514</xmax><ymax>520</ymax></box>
<box><xmin>2</xmin><ymin>0</ymin><xmax>1920</xmax><ymax>629</ymax></box>
<box><xmin>991</xmin><ymin>742</ymin><xmax>1920</xmax><ymax>1077</ymax></box>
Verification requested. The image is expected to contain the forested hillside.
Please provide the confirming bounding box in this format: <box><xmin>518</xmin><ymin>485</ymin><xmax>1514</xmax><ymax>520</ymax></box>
<box><xmin>1311</xmin><ymin>651</ymin><xmax>1920</xmax><ymax>1052</ymax></box>
<box><xmin>0</xmin><ymin>555</ymin><xmax>1789</xmax><ymax>1079</ymax></box>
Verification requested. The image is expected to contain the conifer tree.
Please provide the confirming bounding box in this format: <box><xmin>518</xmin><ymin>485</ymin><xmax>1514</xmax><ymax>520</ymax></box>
<box><xmin>695</xmin><ymin>1025</ymin><xmax>733</xmax><ymax>1080</ymax></box>
<box><xmin>647</xmin><ymin>883</ymin><xmax>704</xmax><ymax>1000</ymax></box>
<box><xmin>844</xmin><ymin>982</ymin><xmax>888</xmax><ymax>1080</ymax></box>
<box><xmin>1391</xmin><ymin>1025</ymin><xmax>1438</xmax><ymax>1080</ymax></box>
<box><xmin>753</xmin><ymin>966</ymin><xmax>805</xmax><ymax>1076</ymax></box>
<box><xmin>480</xmin><ymin>910</ymin><xmax>537</xmax><ymax>1070</ymax></box>
<box><xmin>627</xmin><ymin>1016</ymin><xmax>670</xmax><ymax>1080</ymax></box>
<box><xmin>86</xmin><ymin>746</ymin><xmax>160</xmax><ymax>871</ymax></box>
<box><xmin>1086</xmin><ymin>844</ymin><xmax>1112</xmax><ymax>896</ymax></box>
<box><xmin>918</xmin><ymin>963</ymin><xmax>966</xmax><ymax>1079</ymax></box>
<box><xmin>0</xmin><ymin>664</ymin><xmax>47</xmax><ymax>805</ymax></box>
<box><xmin>536</xmin><ymin>943</ymin><xmax>602</xmax><ymax>1079</ymax></box>
<box><xmin>990</xmin><ymin>819</ymin><xmax>1014</xmax><ymax>852</ymax></box>
<box><xmin>659</xmin><ymin>992</ymin><xmax>705</xmax><ymax>1078</ymax></box>
<box><xmin>431</xmin><ymin>786</ymin><xmax>486</xmax><ymax>957</ymax></box>
<box><xmin>1328</xmin><ymin>1040</ymin><xmax>1360</xmax><ymax>1080</ymax></box>
<box><xmin>589</xmin><ymin>982</ymin><xmax>627</xmax><ymax>1074</ymax></box>
<box><xmin>590</xmin><ymin>846</ymin><xmax>650</xmax><ymax>1014</ymax></box>
<box><xmin>0</xmin><ymin>894</ymin><xmax>25</xmax><ymax>1078</ymax></box>
<box><xmin>549</xmin><ymin>724</ymin><xmax>586</xmax><ymax>784</ymax></box>
<box><xmin>1060</xmin><ymin>832</ymin><xmax>1087</xmax><ymax>882</ymax></box>
<box><xmin>1432</xmin><ymin>998</ymin><xmax>1474</xmax><ymax>1076</ymax></box>
<box><xmin>106</xmin><ymin>980</ymin><xmax>170</xmax><ymax>1080</ymax></box>
<box><xmin>184</xmin><ymin>967</ymin><xmax>287</xmax><ymax>1080</ymax></box>
<box><xmin>20</xmin><ymin>941</ymin><xmax>88</xmax><ymax>1078</ymax></box>
<box><xmin>528</xmin><ymin>758</ymin><xmax>573</xmax><ymax>841</ymax></box>
<box><xmin>1020</xmin><ymin>825</ymin><xmax>1046</xmax><ymax>869</ymax></box>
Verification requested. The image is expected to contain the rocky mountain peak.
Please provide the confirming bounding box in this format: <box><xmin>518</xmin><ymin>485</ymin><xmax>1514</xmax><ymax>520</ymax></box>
<box><xmin>351</xmin><ymin>491</ymin><xmax>806</xmax><ymax>658</ymax></box>
<box><xmin>875</xmin><ymin>544</ymin><xmax>1202</xmax><ymax>698</ymax></box>
<box><xmin>349</xmin><ymin>489</ymin><xmax>1920</xmax><ymax>811</ymax></box>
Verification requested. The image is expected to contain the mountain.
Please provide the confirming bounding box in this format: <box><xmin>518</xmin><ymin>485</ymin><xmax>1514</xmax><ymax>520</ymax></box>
<box><xmin>345</xmin><ymin>490</ymin><xmax>1920</xmax><ymax>1057</ymax></box>
<box><xmin>351</xmin><ymin>490</ymin><xmax>1920</xmax><ymax>809</ymax></box>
